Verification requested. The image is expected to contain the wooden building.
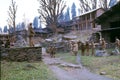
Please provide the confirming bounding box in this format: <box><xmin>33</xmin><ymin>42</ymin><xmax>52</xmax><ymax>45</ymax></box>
<box><xmin>72</xmin><ymin>8</ymin><xmax>104</xmax><ymax>31</ymax></box>
<box><xmin>95</xmin><ymin>1</ymin><xmax>120</xmax><ymax>42</ymax></box>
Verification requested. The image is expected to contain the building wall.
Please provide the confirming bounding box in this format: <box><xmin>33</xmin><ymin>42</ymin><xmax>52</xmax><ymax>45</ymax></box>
<box><xmin>1</xmin><ymin>47</ymin><xmax>42</xmax><ymax>61</ymax></box>
<box><xmin>99</xmin><ymin>12</ymin><xmax>120</xmax><ymax>42</ymax></box>
<box><xmin>96</xmin><ymin>9</ymin><xmax>105</xmax><ymax>17</ymax></box>
<box><xmin>72</xmin><ymin>8</ymin><xmax>104</xmax><ymax>32</ymax></box>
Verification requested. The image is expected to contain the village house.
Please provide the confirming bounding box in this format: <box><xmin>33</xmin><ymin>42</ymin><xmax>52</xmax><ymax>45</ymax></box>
<box><xmin>95</xmin><ymin>1</ymin><xmax>120</xmax><ymax>43</ymax></box>
<box><xmin>72</xmin><ymin>8</ymin><xmax>105</xmax><ymax>32</ymax></box>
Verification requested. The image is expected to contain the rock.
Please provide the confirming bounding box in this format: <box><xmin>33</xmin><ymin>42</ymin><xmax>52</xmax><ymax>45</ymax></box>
<box><xmin>49</xmin><ymin>62</ymin><xmax>61</xmax><ymax>65</ymax></box>
<box><xmin>14</xmin><ymin>35</ymin><xmax>28</xmax><ymax>48</ymax></box>
<box><xmin>95</xmin><ymin>50</ymin><xmax>109</xmax><ymax>57</ymax></box>
<box><xmin>111</xmin><ymin>48</ymin><xmax>120</xmax><ymax>55</ymax></box>
<box><xmin>60</xmin><ymin>63</ymin><xmax>68</xmax><ymax>67</ymax></box>
<box><xmin>1</xmin><ymin>53</ymin><xmax>8</xmax><ymax>59</ymax></box>
<box><xmin>1</xmin><ymin>47</ymin><xmax>42</xmax><ymax>61</ymax></box>
<box><xmin>100</xmin><ymin>72</ymin><xmax>106</xmax><ymax>75</ymax></box>
<box><xmin>23</xmin><ymin>64</ymin><xmax>37</xmax><ymax>70</ymax></box>
<box><xmin>60</xmin><ymin>63</ymin><xmax>82</xmax><ymax>68</ymax></box>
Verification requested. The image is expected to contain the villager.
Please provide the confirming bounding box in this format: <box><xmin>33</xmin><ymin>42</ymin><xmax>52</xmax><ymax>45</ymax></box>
<box><xmin>115</xmin><ymin>38</ymin><xmax>120</xmax><ymax>49</ymax></box>
<box><xmin>91</xmin><ymin>41</ymin><xmax>95</xmax><ymax>56</ymax></box>
<box><xmin>78</xmin><ymin>40</ymin><xmax>81</xmax><ymax>50</ymax></box>
<box><xmin>100</xmin><ymin>38</ymin><xmax>106</xmax><ymax>50</ymax></box>
<box><xmin>72</xmin><ymin>41</ymin><xmax>78</xmax><ymax>56</ymax></box>
<box><xmin>85</xmin><ymin>41</ymin><xmax>90</xmax><ymax>56</ymax></box>
<box><xmin>81</xmin><ymin>42</ymin><xmax>86</xmax><ymax>56</ymax></box>
<box><xmin>28</xmin><ymin>23</ymin><xmax>35</xmax><ymax>47</ymax></box>
<box><xmin>69</xmin><ymin>41</ymin><xmax>73</xmax><ymax>55</ymax></box>
<box><xmin>49</xmin><ymin>45</ymin><xmax>56</xmax><ymax>58</ymax></box>
<box><xmin>111</xmin><ymin>38</ymin><xmax>120</xmax><ymax>55</ymax></box>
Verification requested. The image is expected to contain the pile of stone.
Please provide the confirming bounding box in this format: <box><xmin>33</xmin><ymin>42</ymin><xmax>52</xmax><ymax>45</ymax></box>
<box><xmin>1</xmin><ymin>47</ymin><xmax>42</xmax><ymax>62</ymax></box>
<box><xmin>95</xmin><ymin>50</ymin><xmax>109</xmax><ymax>57</ymax></box>
<box><xmin>14</xmin><ymin>35</ymin><xmax>28</xmax><ymax>48</ymax></box>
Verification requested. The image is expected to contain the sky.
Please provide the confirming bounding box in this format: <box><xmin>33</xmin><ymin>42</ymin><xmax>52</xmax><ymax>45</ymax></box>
<box><xmin>0</xmin><ymin>0</ymin><xmax>80</xmax><ymax>29</ymax></box>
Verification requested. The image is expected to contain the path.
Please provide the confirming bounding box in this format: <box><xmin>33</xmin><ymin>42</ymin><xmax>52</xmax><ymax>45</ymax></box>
<box><xmin>43</xmin><ymin>54</ymin><xmax>113</xmax><ymax>80</ymax></box>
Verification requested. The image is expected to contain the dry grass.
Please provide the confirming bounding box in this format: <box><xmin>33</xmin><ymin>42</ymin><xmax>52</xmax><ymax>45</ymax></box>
<box><xmin>1</xmin><ymin>61</ymin><xmax>57</xmax><ymax>80</ymax></box>
<box><xmin>56</xmin><ymin>52</ymin><xmax>120</xmax><ymax>80</ymax></box>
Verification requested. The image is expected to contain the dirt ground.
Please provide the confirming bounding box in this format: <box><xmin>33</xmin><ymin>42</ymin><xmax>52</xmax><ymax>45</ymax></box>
<box><xmin>43</xmin><ymin>53</ymin><xmax>113</xmax><ymax>80</ymax></box>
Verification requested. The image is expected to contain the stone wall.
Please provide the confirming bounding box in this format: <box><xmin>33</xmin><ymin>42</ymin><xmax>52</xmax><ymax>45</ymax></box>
<box><xmin>1</xmin><ymin>47</ymin><xmax>42</xmax><ymax>62</ymax></box>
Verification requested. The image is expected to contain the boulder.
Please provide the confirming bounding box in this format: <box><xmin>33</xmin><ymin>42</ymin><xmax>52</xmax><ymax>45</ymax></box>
<box><xmin>100</xmin><ymin>72</ymin><xmax>106</xmax><ymax>75</ymax></box>
<box><xmin>111</xmin><ymin>47</ymin><xmax>120</xmax><ymax>55</ymax></box>
<box><xmin>95</xmin><ymin>50</ymin><xmax>109</xmax><ymax>57</ymax></box>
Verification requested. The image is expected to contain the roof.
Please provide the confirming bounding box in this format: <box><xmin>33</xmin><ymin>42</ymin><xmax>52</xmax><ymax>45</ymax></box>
<box><xmin>34</xmin><ymin>29</ymin><xmax>48</xmax><ymax>34</ymax></box>
<box><xmin>95</xmin><ymin>1</ymin><xmax>120</xmax><ymax>24</ymax></box>
<box><xmin>73</xmin><ymin>8</ymin><xmax>104</xmax><ymax>19</ymax></box>
<box><xmin>99</xmin><ymin>27</ymin><xmax>120</xmax><ymax>32</ymax></box>
<box><xmin>0</xmin><ymin>33</ymin><xmax>9</xmax><ymax>35</ymax></box>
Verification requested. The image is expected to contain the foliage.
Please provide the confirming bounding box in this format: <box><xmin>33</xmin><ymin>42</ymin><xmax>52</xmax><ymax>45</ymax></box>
<box><xmin>1</xmin><ymin>61</ymin><xmax>57</xmax><ymax>80</ymax></box>
<box><xmin>3</xmin><ymin>26</ymin><xmax>8</xmax><ymax>33</ymax></box>
<box><xmin>71</xmin><ymin>2</ymin><xmax>76</xmax><ymax>19</ymax></box>
<box><xmin>64</xmin><ymin>7</ymin><xmax>70</xmax><ymax>21</ymax></box>
<box><xmin>33</xmin><ymin>16</ymin><xmax>39</xmax><ymax>29</ymax></box>
<box><xmin>56</xmin><ymin>52</ymin><xmax>77</xmax><ymax>64</ymax></box>
<box><xmin>0</xmin><ymin>27</ymin><xmax>2</xmax><ymax>33</ymax></box>
<box><xmin>79</xmin><ymin>0</ymin><xmax>94</xmax><ymax>13</ymax></box>
<box><xmin>79</xmin><ymin>0</ymin><xmax>115</xmax><ymax>13</ymax></box>
<box><xmin>109</xmin><ymin>0</ymin><xmax>117</xmax><ymax>7</ymax></box>
<box><xmin>37</xmin><ymin>0</ymin><xmax>66</xmax><ymax>33</ymax></box>
<box><xmin>16</xmin><ymin>22</ymin><xmax>25</xmax><ymax>31</ymax></box>
<box><xmin>81</xmin><ymin>56</ymin><xmax>120</xmax><ymax>80</ymax></box>
<box><xmin>58</xmin><ymin>12</ymin><xmax>65</xmax><ymax>23</ymax></box>
<box><xmin>7</xmin><ymin>0</ymin><xmax>17</xmax><ymax>33</ymax></box>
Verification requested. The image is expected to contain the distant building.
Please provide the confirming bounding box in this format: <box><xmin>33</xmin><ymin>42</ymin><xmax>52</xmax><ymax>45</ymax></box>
<box><xmin>58</xmin><ymin>20</ymin><xmax>73</xmax><ymax>33</ymax></box>
<box><xmin>33</xmin><ymin>28</ymin><xmax>51</xmax><ymax>38</ymax></box>
<box><xmin>72</xmin><ymin>8</ymin><xmax>105</xmax><ymax>31</ymax></box>
<box><xmin>95</xmin><ymin>1</ymin><xmax>120</xmax><ymax>42</ymax></box>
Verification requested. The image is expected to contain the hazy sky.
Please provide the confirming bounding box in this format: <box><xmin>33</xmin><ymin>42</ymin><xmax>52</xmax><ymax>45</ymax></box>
<box><xmin>0</xmin><ymin>0</ymin><xmax>79</xmax><ymax>29</ymax></box>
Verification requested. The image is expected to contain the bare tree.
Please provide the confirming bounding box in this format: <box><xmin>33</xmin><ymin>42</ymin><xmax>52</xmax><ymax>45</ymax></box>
<box><xmin>37</xmin><ymin>0</ymin><xmax>66</xmax><ymax>33</ymax></box>
<box><xmin>91</xmin><ymin>0</ymin><xmax>97</xmax><ymax>9</ymax></box>
<box><xmin>79</xmin><ymin>0</ymin><xmax>91</xmax><ymax>13</ymax></box>
<box><xmin>8</xmin><ymin>0</ymin><xmax>17</xmax><ymax>34</ymax></box>
<box><xmin>79</xmin><ymin>0</ymin><xmax>110</xmax><ymax>13</ymax></box>
<box><xmin>99</xmin><ymin>0</ymin><xmax>109</xmax><ymax>10</ymax></box>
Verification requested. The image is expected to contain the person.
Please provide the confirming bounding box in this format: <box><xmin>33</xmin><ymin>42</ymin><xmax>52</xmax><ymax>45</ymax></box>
<box><xmin>78</xmin><ymin>40</ymin><xmax>81</xmax><ymax>50</ymax></box>
<box><xmin>115</xmin><ymin>38</ymin><xmax>120</xmax><ymax>49</ymax></box>
<box><xmin>100</xmin><ymin>38</ymin><xmax>106</xmax><ymax>50</ymax></box>
<box><xmin>72</xmin><ymin>41</ymin><xmax>78</xmax><ymax>56</ymax></box>
<box><xmin>81</xmin><ymin>42</ymin><xmax>86</xmax><ymax>56</ymax></box>
<box><xmin>112</xmin><ymin>38</ymin><xmax>120</xmax><ymax>55</ymax></box>
<box><xmin>85</xmin><ymin>41</ymin><xmax>90</xmax><ymax>56</ymax></box>
<box><xmin>28</xmin><ymin>23</ymin><xmax>35</xmax><ymax>47</ymax></box>
<box><xmin>91</xmin><ymin>41</ymin><xmax>95</xmax><ymax>56</ymax></box>
<box><xmin>69</xmin><ymin>41</ymin><xmax>73</xmax><ymax>55</ymax></box>
<box><xmin>69</xmin><ymin>41</ymin><xmax>73</xmax><ymax>54</ymax></box>
<box><xmin>48</xmin><ymin>45</ymin><xmax>56</xmax><ymax>58</ymax></box>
